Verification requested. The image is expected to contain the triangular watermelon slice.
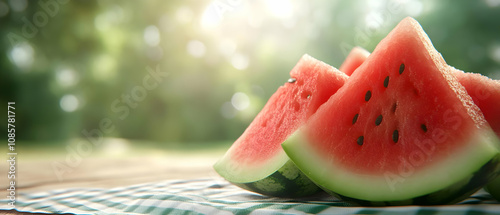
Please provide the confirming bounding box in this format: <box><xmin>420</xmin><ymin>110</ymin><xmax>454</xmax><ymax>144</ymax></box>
<box><xmin>342</xmin><ymin>48</ymin><xmax>500</xmax><ymax>138</ymax></box>
<box><xmin>214</xmin><ymin>55</ymin><xmax>348</xmax><ymax>197</ymax></box>
<box><xmin>454</xmin><ymin>70</ymin><xmax>500</xmax><ymax>137</ymax></box>
<box><xmin>283</xmin><ymin>17</ymin><xmax>500</xmax><ymax>205</ymax></box>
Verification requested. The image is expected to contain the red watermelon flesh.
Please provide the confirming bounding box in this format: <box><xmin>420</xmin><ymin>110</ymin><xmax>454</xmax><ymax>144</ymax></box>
<box><xmin>454</xmin><ymin>70</ymin><xmax>500</xmax><ymax>137</ymax></box>
<box><xmin>283</xmin><ymin>17</ymin><xmax>500</xmax><ymax>203</ymax></box>
<box><xmin>215</xmin><ymin>54</ymin><xmax>348</xmax><ymax>184</ymax></box>
<box><xmin>339</xmin><ymin>46</ymin><xmax>370</xmax><ymax>76</ymax></box>
<box><xmin>342</xmin><ymin>48</ymin><xmax>500</xmax><ymax>138</ymax></box>
<box><xmin>305</xmin><ymin>18</ymin><xmax>490</xmax><ymax>175</ymax></box>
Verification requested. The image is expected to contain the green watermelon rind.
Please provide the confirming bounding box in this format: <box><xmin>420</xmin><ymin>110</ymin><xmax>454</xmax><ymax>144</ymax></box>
<box><xmin>485</xmin><ymin>173</ymin><xmax>500</xmax><ymax>202</ymax></box>
<box><xmin>232</xmin><ymin>159</ymin><xmax>322</xmax><ymax>197</ymax></box>
<box><xmin>214</xmin><ymin>150</ymin><xmax>322</xmax><ymax>197</ymax></box>
<box><xmin>282</xmin><ymin>128</ymin><xmax>500</xmax><ymax>205</ymax></box>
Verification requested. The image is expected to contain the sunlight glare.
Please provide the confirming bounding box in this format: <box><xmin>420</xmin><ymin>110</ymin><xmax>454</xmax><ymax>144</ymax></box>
<box><xmin>201</xmin><ymin>5</ymin><xmax>222</xmax><ymax>29</ymax></box>
<box><xmin>265</xmin><ymin>0</ymin><xmax>293</xmax><ymax>19</ymax></box>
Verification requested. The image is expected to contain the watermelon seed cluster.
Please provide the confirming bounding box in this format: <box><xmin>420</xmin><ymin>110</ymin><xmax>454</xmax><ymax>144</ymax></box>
<box><xmin>354</xmin><ymin>63</ymin><xmax>406</xmax><ymax>146</ymax></box>
<box><xmin>391</xmin><ymin>63</ymin><xmax>405</xmax><ymax>143</ymax></box>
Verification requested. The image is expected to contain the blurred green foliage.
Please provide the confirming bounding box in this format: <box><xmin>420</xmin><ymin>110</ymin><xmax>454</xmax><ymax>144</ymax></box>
<box><xmin>0</xmin><ymin>0</ymin><xmax>499</xmax><ymax>145</ymax></box>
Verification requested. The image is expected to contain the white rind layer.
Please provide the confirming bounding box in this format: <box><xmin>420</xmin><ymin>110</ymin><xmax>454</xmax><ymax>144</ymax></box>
<box><xmin>214</xmin><ymin>148</ymin><xmax>290</xmax><ymax>183</ymax></box>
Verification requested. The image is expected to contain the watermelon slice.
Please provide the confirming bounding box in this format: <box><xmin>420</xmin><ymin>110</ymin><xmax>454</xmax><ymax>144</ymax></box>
<box><xmin>282</xmin><ymin>17</ymin><xmax>500</xmax><ymax>205</ymax></box>
<box><xmin>454</xmin><ymin>70</ymin><xmax>500</xmax><ymax>137</ymax></box>
<box><xmin>339</xmin><ymin>46</ymin><xmax>370</xmax><ymax>76</ymax></box>
<box><xmin>342</xmin><ymin>48</ymin><xmax>500</xmax><ymax>138</ymax></box>
<box><xmin>214</xmin><ymin>54</ymin><xmax>348</xmax><ymax>197</ymax></box>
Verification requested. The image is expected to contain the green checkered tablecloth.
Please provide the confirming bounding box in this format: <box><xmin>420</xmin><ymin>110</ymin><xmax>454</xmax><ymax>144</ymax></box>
<box><xmin>2</xmin><ymin>178</ymin><xmax>500</xmax><ymax>214</ymax></box>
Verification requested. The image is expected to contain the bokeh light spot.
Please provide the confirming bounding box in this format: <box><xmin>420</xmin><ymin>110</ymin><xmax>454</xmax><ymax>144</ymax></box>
<box><xmin>405</xmin><ymin>0</ymin><xmax>423</xmax><ymax>16</ymax></box>
<box><xmin>56</xmin><ymin>68</ymin><xmax>79</xmax><ymax>87</ymax></box>
<box><xmin>231</xmin><ymin>92</ymin><xmax>250</xmax><ymax>111</ymax></box>
<box><xmin>187</xmin><ymin>40</ymin><xmax>206</xmax><ymax>58</ymax></box>
<box><xmin>485</xmin><ymin>0</ymin><xmax>500</xmax><ymax>7</ymax></box>
<box><xmin>8</xmin><ymin>0</ymin><xmax>27</xmax><ymax>12</ymax></box>
<box><xmin>60</xmin><ymin>94</ymin><xmax>79</xmax><ymax>112</ymax></box>
<box><xmin>231</xmin><ymin>53</ymin><xmax>249</xmax><ymax>70</ymax></box>
<box><xmin>144</xmin><ymin>25</ymin><xmax>161</xmax><ymax>47</ymax></box>
<box><xmin>490</xmin><ymin>43</ymin><xmax>500</xmax><ymax>63</ymax></box>
<box><xmin>9</xmin><ymin>42</ymin><xmax>34</xmax><ymax>71</ymax></box>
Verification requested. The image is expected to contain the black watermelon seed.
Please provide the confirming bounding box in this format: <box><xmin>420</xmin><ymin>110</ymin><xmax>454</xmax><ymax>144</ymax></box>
<box><xmin>421</xmin><ymin>124</ymin><xmax>428</xmax><ymax>132</ymax></box>
<box><xmin>392</xmin><ymin>130</ymin><xmax>399</xmax><ymax>143</ymax></box>
<box><xmin>352</xmin><ymin>114</ymin><xmax>359</xmax><ymax>125</ymax></box>
<box><xmin>375</xmin><ymin>115</ymin><xmax>383</xmax><ymax>126</ymax></box>
<box><xmin>357</xmin><ymin>136</ymin><xmax>364</xmax><ymax>146</ymax></box>
<box><xmin>399</xmin><ymin>63</ymin><xmax>405</xmax><ymax>74</ymax></box>
<box><xmin>383</xmin><ymin>76</ymin><xmax>389</xmax><ymax>88</ymax></box>
<box><xmin>365</xmin><ymin>90</ymin><xmax>372</xmax><ymax>102</ymax></box>
<box><xmin>288</xmin><ymin>78</ymin><xmax>297</xmax><ymax>83</ymax></box>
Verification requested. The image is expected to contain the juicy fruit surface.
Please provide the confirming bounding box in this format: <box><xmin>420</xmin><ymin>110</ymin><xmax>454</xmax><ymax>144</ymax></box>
<box><xmin>454</xmin><ymin>70</ymin><xmax>500</xmax><ymax>137</ymax></box>
<box><xmin>308</xmin><ymin>18</ymin><xmax>488</xmax><ymax>174</ymax></box>
<box><xmin>283</xmin><ymin>17</ymin><xmax>500</xmax><ymax>202</ymax></box>
<box><xmin>214</xmin><ymin>54</ymin><xmax>348</xmax><ymax>184</ymax></box>
<box><xmin>343</xmin><ymin>48</ymin><xmax>500</xmax><ymax>139</ymax></box>
<box><xmin>228</xmin><ymin>54</ymin><xmax>347</xmax><ymax>165</ymax></box>
<box><xmin>340</xmin><ymin>47</ymin><xmax>500</xmax><ymax>137</ymax></box>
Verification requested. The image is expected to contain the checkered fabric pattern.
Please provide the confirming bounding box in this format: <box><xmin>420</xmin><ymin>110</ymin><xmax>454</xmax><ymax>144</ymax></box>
<box><xmin>1</xmin><ymin>178</ymin><xmax>500</xmax><ymax>214</ymax></box>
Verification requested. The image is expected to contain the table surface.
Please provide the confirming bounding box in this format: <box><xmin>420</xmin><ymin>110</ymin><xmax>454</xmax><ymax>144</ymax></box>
<box><xmin>1</xmin><ymin>139</ymin><xmax>500</xmax><ymax>214</ymax></box>
<box><xmin>1</xmin><ymin>146</ymin><xmax>223</xmax><ymax>196</ymax></box>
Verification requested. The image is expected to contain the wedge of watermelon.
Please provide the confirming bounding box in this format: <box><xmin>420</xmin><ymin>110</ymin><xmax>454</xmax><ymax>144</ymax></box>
<box><xmin>454</xmin><ymin>70</ymin><xmax>500</xmax><ymax>137</ymax></box>
<box><xmin>214</xmin><ymin>54</ymin><xmax>348</xmax><ymax>197</ymax></box>
<box><xmin>283</xmin><ymin>17</ymin><xmax>500</xmax><ymax>205</ymax></box>
<box><xmin>342</xmin><ymin>47</ymin><xmax>500</xmax><ymax>137</ymax></box>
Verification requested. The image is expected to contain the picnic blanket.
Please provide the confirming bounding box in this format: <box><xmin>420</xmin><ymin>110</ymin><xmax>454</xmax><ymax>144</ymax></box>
<box><xmin>2</xmin><ymin>178</ymin><xmax>500</xmax><ymax>214</ymax></box>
